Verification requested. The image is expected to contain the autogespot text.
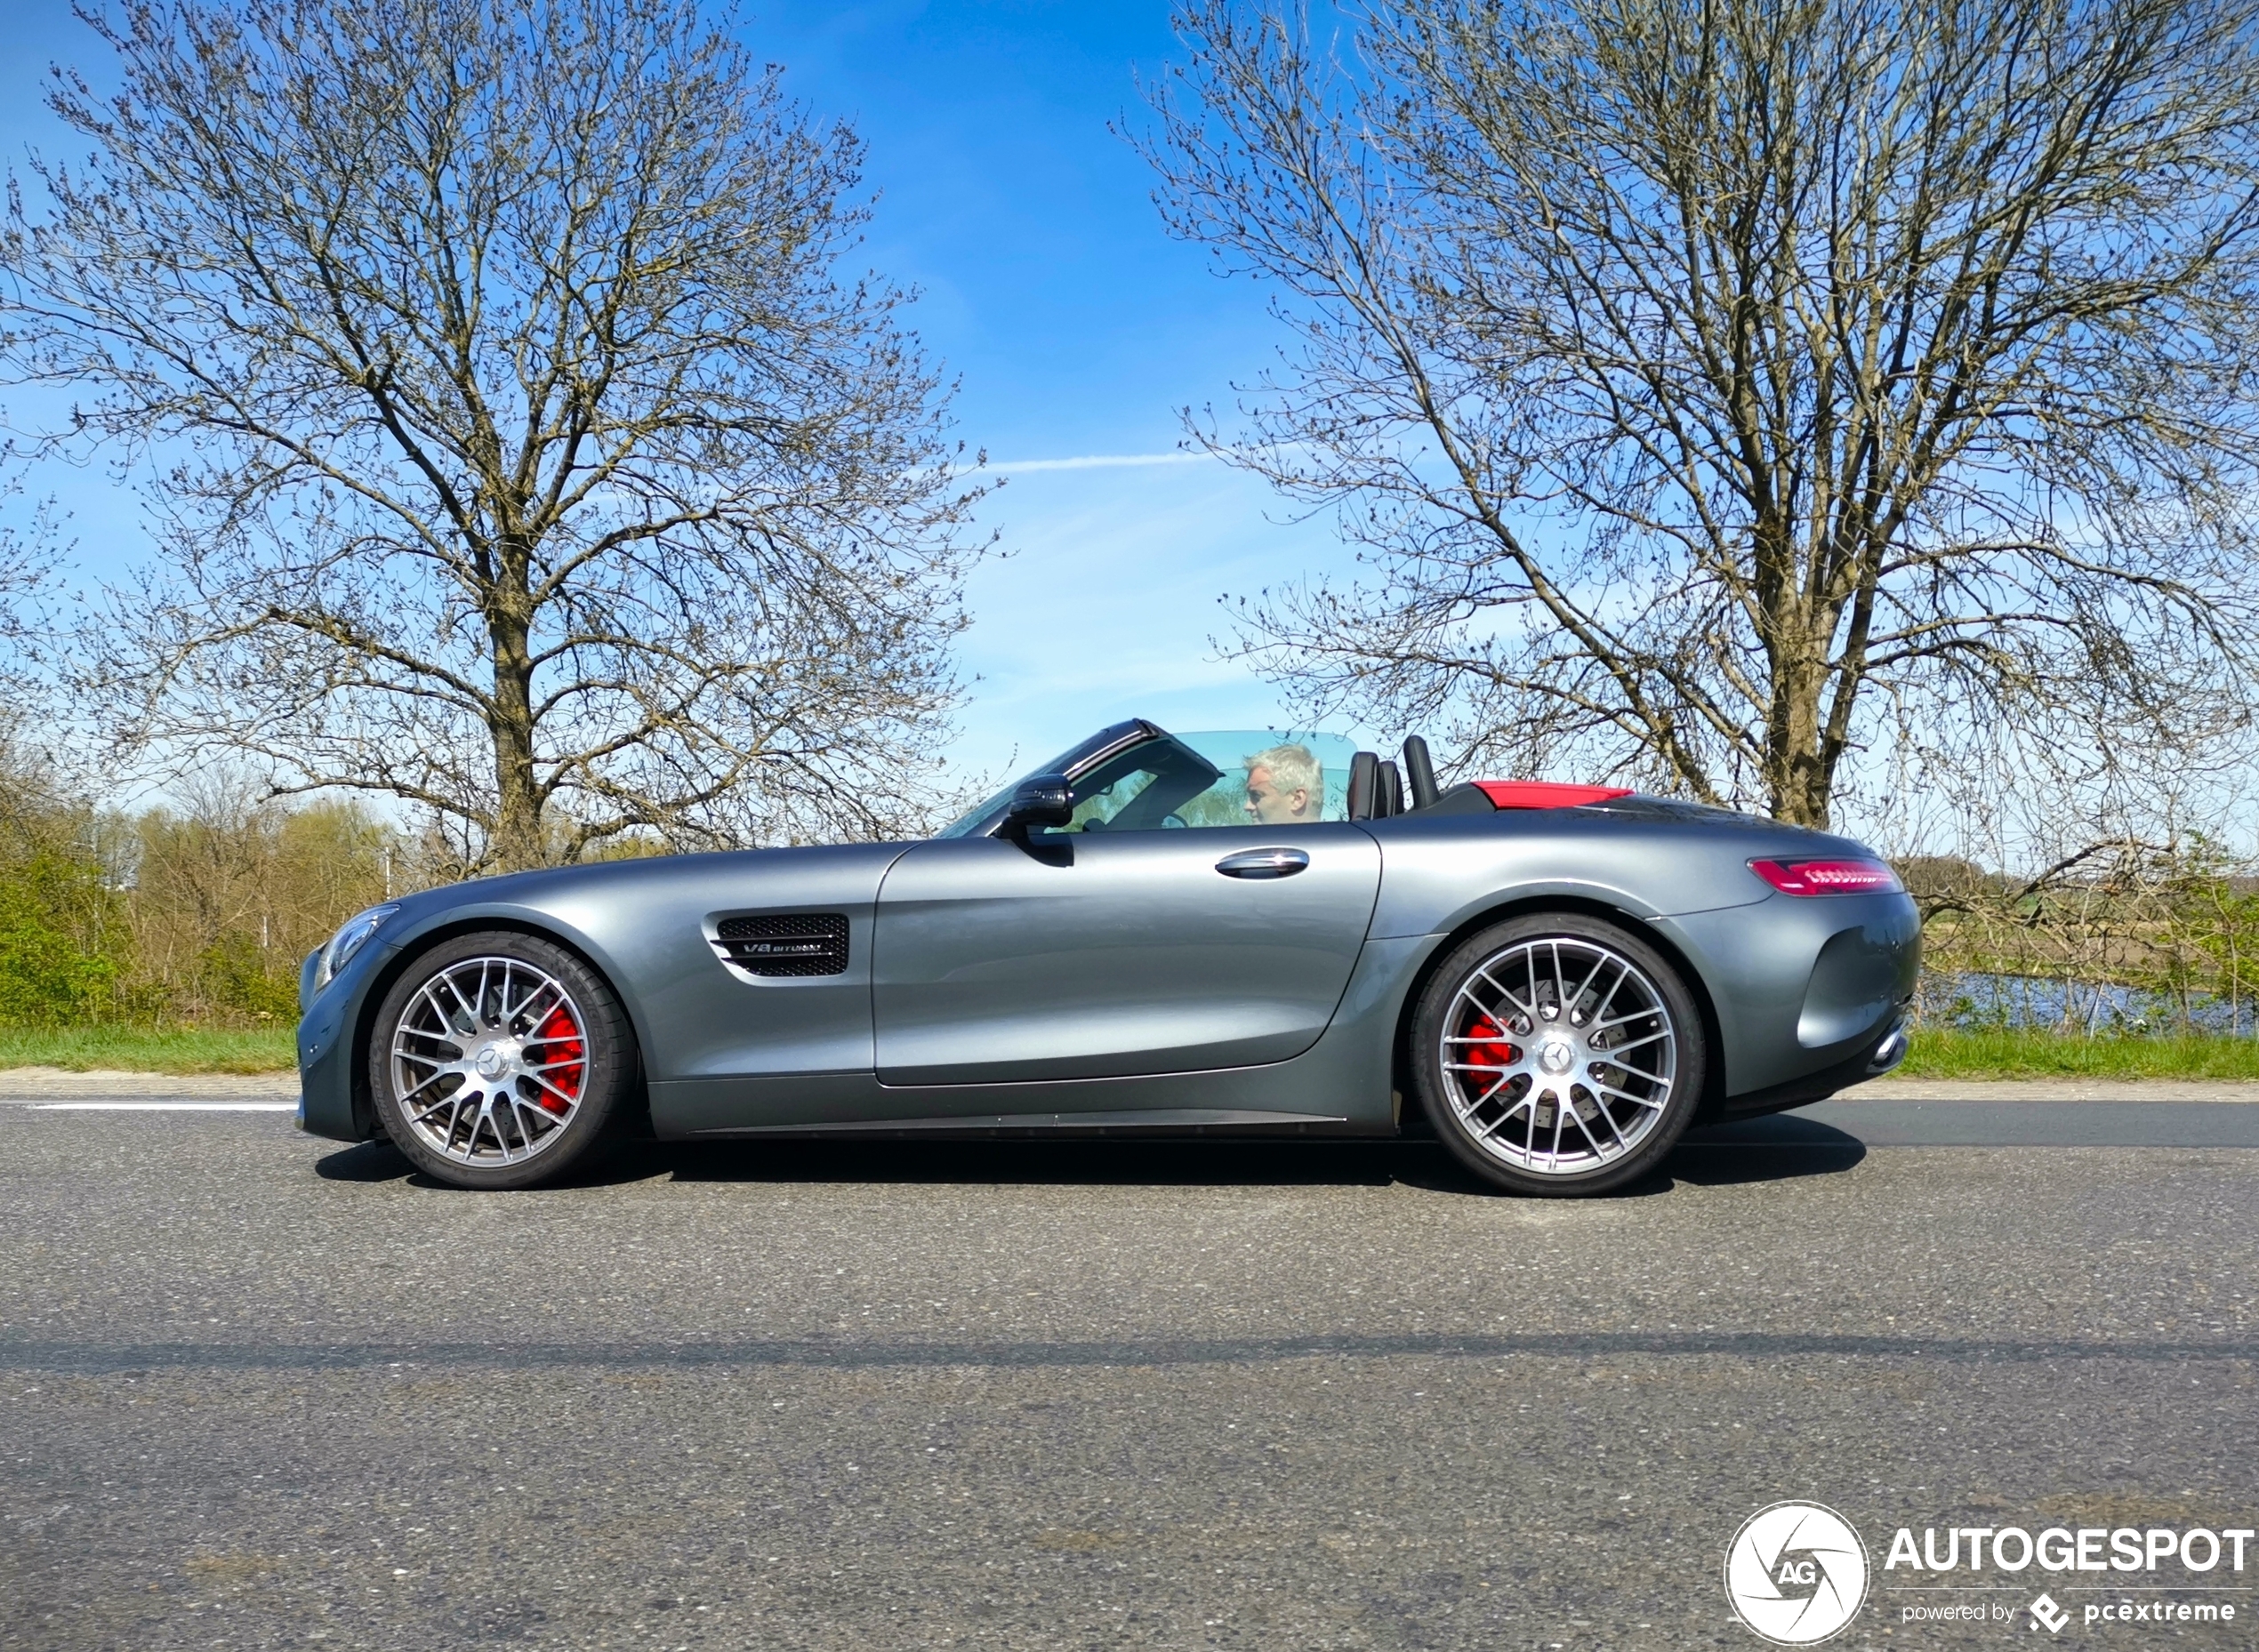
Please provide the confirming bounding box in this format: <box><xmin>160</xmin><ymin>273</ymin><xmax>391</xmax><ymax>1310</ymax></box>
<box><xmin>1885</xmin><ymin>1524</ymin><xmax>2253</xmax><ymax>1574</ymax></box>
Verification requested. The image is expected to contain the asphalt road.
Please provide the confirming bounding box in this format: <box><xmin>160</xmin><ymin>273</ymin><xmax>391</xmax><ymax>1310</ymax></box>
<box><xmin>3</xmin><ymin>1102</ymin><xmax>2255</xmax><ymax>1651</ymax></box>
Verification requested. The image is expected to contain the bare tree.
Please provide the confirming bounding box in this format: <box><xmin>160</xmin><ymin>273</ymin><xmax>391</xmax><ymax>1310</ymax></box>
<box><xmin>0</xmin><ymin>457</ymin><xmax>66</xmax><ymax>747</ymax></box>
<box><xmin>1141</xmin><ymin>0</ymin><xmax>2259</xmax><ymax>827</ymax></box>
<box><xmin>4</xmin><ymin>0</ymin><xmax>988</xmax><ymax>870</ymax></box>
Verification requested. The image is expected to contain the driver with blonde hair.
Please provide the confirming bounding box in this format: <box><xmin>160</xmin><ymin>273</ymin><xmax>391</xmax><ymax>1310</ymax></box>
<box><xmin>1242</xmin><ymin>742</ymin><xmax>1324</xmax><ymax>824</ymax></box>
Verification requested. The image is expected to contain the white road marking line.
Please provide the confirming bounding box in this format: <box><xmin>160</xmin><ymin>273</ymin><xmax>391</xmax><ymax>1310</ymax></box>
<box><xmin>28</xmin><ymin>1102</ymin><xmax>298</xmax><ymax>1112</ymax></box>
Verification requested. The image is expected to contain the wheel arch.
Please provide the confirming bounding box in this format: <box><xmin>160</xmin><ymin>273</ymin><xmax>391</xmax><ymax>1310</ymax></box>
<box><xmin>346</xmin><ymin>914</ymin><xmax>651</xmax><ymax>1142</ymax></box>
<box><xmin>1387</xmin><ymin>893</ymin><xmax>1730</xmax><ymax>1130</ymax></box>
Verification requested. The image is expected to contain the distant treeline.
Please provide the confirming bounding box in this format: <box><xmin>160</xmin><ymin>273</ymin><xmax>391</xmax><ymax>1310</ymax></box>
<box><xmin>0</xmin><ymin>755</ymin><xmax>406</xmax><ymax>1026</ymax></box>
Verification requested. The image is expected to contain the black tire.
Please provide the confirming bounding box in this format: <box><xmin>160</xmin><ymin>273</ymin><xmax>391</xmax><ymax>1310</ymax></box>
<box><xmin>1410</xmin><ymin>912</ymin><xmax>1708</xmax><ymax>1196</ymax></box>
<box><xmin>366</xmin><ymin>930</ymin><xmax>635</xmax><ymax>1190</ymax></box>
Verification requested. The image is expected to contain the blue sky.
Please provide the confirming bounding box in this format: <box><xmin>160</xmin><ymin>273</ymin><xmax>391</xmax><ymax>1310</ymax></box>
<box><xmin>0</xmin><ymin>0</ymin><xmax>1362</xmax><ymax>792</ymax></box>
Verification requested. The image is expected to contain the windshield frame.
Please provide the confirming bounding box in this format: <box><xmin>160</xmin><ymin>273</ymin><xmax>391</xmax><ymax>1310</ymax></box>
<box><xmin>931</xmin><ymin>718</ymin><xmax>1165</xmax><ymax>838</ymax></box>
<box><xmin>932</xmin><ymin>721</ymin><xmax>1359</xmax><ymax>838</ymax></box>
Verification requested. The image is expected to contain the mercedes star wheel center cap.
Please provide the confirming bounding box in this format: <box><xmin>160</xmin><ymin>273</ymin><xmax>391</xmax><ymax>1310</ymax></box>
<box><xmin>475</xmin><ymin>1045</ymin><xmax>507</xmax><ymax>1079</ymax></box>
<box><xmin>1538</xmin><ymin>1035</ymin><xmax>1576</xmax><ymax>1075</ymax></box>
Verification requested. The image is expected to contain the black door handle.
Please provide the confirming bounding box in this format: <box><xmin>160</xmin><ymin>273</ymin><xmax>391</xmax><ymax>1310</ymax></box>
<box><xmin>1215</xmin><ymin>847</ymin><xmax>1310</xmax><ymax>879</ymax></box>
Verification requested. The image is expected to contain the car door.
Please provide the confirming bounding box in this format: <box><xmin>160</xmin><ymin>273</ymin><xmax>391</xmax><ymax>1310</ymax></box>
<box><xmin>872</xmin><ymin>822</ymin><xmax>1382</xmax><ymax>1091</ymax></box>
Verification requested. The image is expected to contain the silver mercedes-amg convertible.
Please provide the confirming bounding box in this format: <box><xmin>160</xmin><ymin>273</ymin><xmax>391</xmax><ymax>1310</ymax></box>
<box><xmin>295</xmin><ymin>719</ymin><xmax>1919</xmax><ymax>1195</ymax></box>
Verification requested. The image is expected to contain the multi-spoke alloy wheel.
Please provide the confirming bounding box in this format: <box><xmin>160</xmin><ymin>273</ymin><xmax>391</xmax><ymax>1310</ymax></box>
<box><xmin>368</xmin><ymin>932</ymin><xmax>631</xmax><ymax>1189</ymax></box>
<box><xmin>1412</xmin><ymin>914</ymin><xmax>1708</xmax><ymax>1196</ymax></box>
<box><xmin>390</xmin><ymin>957</ymin><xmax>589</xmax><ymax>1167</ymax></box>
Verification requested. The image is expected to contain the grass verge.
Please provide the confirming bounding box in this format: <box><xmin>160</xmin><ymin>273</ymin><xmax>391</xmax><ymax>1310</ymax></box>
<box><xmin>0</xmin><ymin>1023</ymin><xmax>299</xmax><ymax>1074</ymax></box>
<box><xmin>1901</xmin><ymin>1027</ymin><xmax>2259</xmax><ymax>1081</ymax></box>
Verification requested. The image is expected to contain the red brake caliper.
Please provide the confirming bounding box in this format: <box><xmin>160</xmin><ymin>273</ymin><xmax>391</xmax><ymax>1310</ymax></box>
<box><xmin>1460</xmin><ymin>1014</ymin><xmax>1520</xmax><ymax>1076</ymax></box>
<box><xmin>530</xmin><ymin>1005</ymin><xmax>584</xmax><ymax>1113</ymax></box>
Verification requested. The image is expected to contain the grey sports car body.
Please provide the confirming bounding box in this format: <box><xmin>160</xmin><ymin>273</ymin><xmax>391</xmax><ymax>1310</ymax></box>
<box><xmin>297</xmin><ymin>719</ymin><xmax>1918</xmax><ymax>1193</ymax></box>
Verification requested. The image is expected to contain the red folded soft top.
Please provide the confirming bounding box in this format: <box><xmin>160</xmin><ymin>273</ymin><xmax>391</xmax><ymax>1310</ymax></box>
<box><xmin>1474</xmin><ymin>781</ymin><xmax>1635</xmax><ymax>810</ymax></box>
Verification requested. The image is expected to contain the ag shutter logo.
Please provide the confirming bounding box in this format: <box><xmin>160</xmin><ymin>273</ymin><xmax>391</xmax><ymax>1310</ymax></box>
<box><xmin>1725</xmin><ymin>1502</ymin><xmax>1871</xmax><ymax>1645</ymax></box>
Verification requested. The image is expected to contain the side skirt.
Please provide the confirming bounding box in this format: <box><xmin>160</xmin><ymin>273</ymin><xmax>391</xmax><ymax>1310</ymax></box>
<box><xmin>689</xmin><ymin>1109</ymin><xmax>1375</xmax><ymax>1140</ymax></box>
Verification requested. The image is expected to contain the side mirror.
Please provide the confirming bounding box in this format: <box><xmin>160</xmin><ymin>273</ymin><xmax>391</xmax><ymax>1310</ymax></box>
<box><xmin>999</xmin><ymin>774</ymin><xmax>1073</xmax><ymax>838</ymax></box>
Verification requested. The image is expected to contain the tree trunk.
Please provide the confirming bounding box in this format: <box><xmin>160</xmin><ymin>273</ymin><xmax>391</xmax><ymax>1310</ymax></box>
<box><xmin>1764</xmin><ymin>634</ymin><xmax>1834</xmax><ymax>830</ymax></box>
<box><xmin>486</xmin><ymin>560</ymin><xmax>543</xmax><ymax>871</ymax></box>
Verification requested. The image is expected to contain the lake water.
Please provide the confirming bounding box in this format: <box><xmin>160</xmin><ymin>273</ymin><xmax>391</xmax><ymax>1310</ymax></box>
<box><xmin>1915</xmin><ymin>971</ymin><xmax>2257</xmax><ymax>1037</ymax></box>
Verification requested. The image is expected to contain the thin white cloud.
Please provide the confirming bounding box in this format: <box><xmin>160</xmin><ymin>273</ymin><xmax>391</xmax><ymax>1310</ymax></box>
<box><xmin>986</xmin><ymin>451</ymin><xmax>1218</xmax><ymax>473</ymax></box>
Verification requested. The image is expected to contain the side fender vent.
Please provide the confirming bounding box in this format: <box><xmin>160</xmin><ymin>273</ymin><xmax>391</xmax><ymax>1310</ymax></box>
<box><xmin>713</xmin><ymin>912</ymin><xmax>849</xmax><ymax>977</ymax></box>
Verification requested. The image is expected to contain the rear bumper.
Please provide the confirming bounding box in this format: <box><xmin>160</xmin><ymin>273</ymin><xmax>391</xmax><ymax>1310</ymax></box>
<box><xmin>1712</xmin><ymin>1012</ymin><xmax>1909</xmax><ymax>1120</ymax></box>
<box><xmin>1656</xmin><ymin>889</ymin><xmax>1920</xmax><ymax>1105</ymax></box>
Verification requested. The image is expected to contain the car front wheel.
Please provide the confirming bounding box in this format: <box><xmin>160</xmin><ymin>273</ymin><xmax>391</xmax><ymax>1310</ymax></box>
<box><xmin>366</xmin><ymin>931</ymin><xmax>634</xmax><ymax>1190</ymax></box>
<box><xmin>1410</xmin><ymin>913</ymin><xmax>1708</xmax><ymax>1196</ymax></box>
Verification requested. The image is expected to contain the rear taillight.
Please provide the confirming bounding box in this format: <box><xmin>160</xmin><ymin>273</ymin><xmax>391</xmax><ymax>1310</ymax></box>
<box><xmin>1748</xmin><ymin>857</ymin><xmax>1904</xmax><ymax>896</ymax></box>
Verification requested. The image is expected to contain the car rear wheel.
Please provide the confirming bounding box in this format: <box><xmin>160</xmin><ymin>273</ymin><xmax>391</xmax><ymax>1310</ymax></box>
<box><xmin>1410</xmin><ymin>912</ymin><xmax>1708</xmax><ymax>1196</ymax></box>
<box><xmin>366</xmin><ymin>931</ymin><xmax>634</xmax><ymax>1190</ymax></box>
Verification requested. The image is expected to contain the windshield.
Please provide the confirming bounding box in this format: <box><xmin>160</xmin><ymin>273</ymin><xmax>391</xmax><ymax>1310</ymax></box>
<box><xmin>932</xmin><ymin>720</ymin><xmax>1152</xmax><ymax>838</ymax></box>
<box><xmin>935</xmin><ymin>724</ymin><xmax>1358</xmax><ymax>837</ymax></box>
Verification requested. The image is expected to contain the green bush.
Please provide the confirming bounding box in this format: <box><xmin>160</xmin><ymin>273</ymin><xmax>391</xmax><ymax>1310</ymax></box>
<box><xmin>0</xmin><ymin>844</ymin><xmax>125</xmax><ymax>1023</ymax></box>
<box><xmin>192</xmin><ymin>930</ymin><xmax>299</xmax><ymax>1020</ymax></box>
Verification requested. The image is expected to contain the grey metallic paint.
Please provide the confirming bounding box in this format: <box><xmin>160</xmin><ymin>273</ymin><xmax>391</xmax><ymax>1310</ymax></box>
<box><xmin>872</xmin><ymin>826</ymin><xmax>1381</xmax><ymax>1086</ymax></box>
<box><xmin>295</xmin><ymin>784</ymin><xmax>1918</xmax><ymax>1147</ymax></box>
